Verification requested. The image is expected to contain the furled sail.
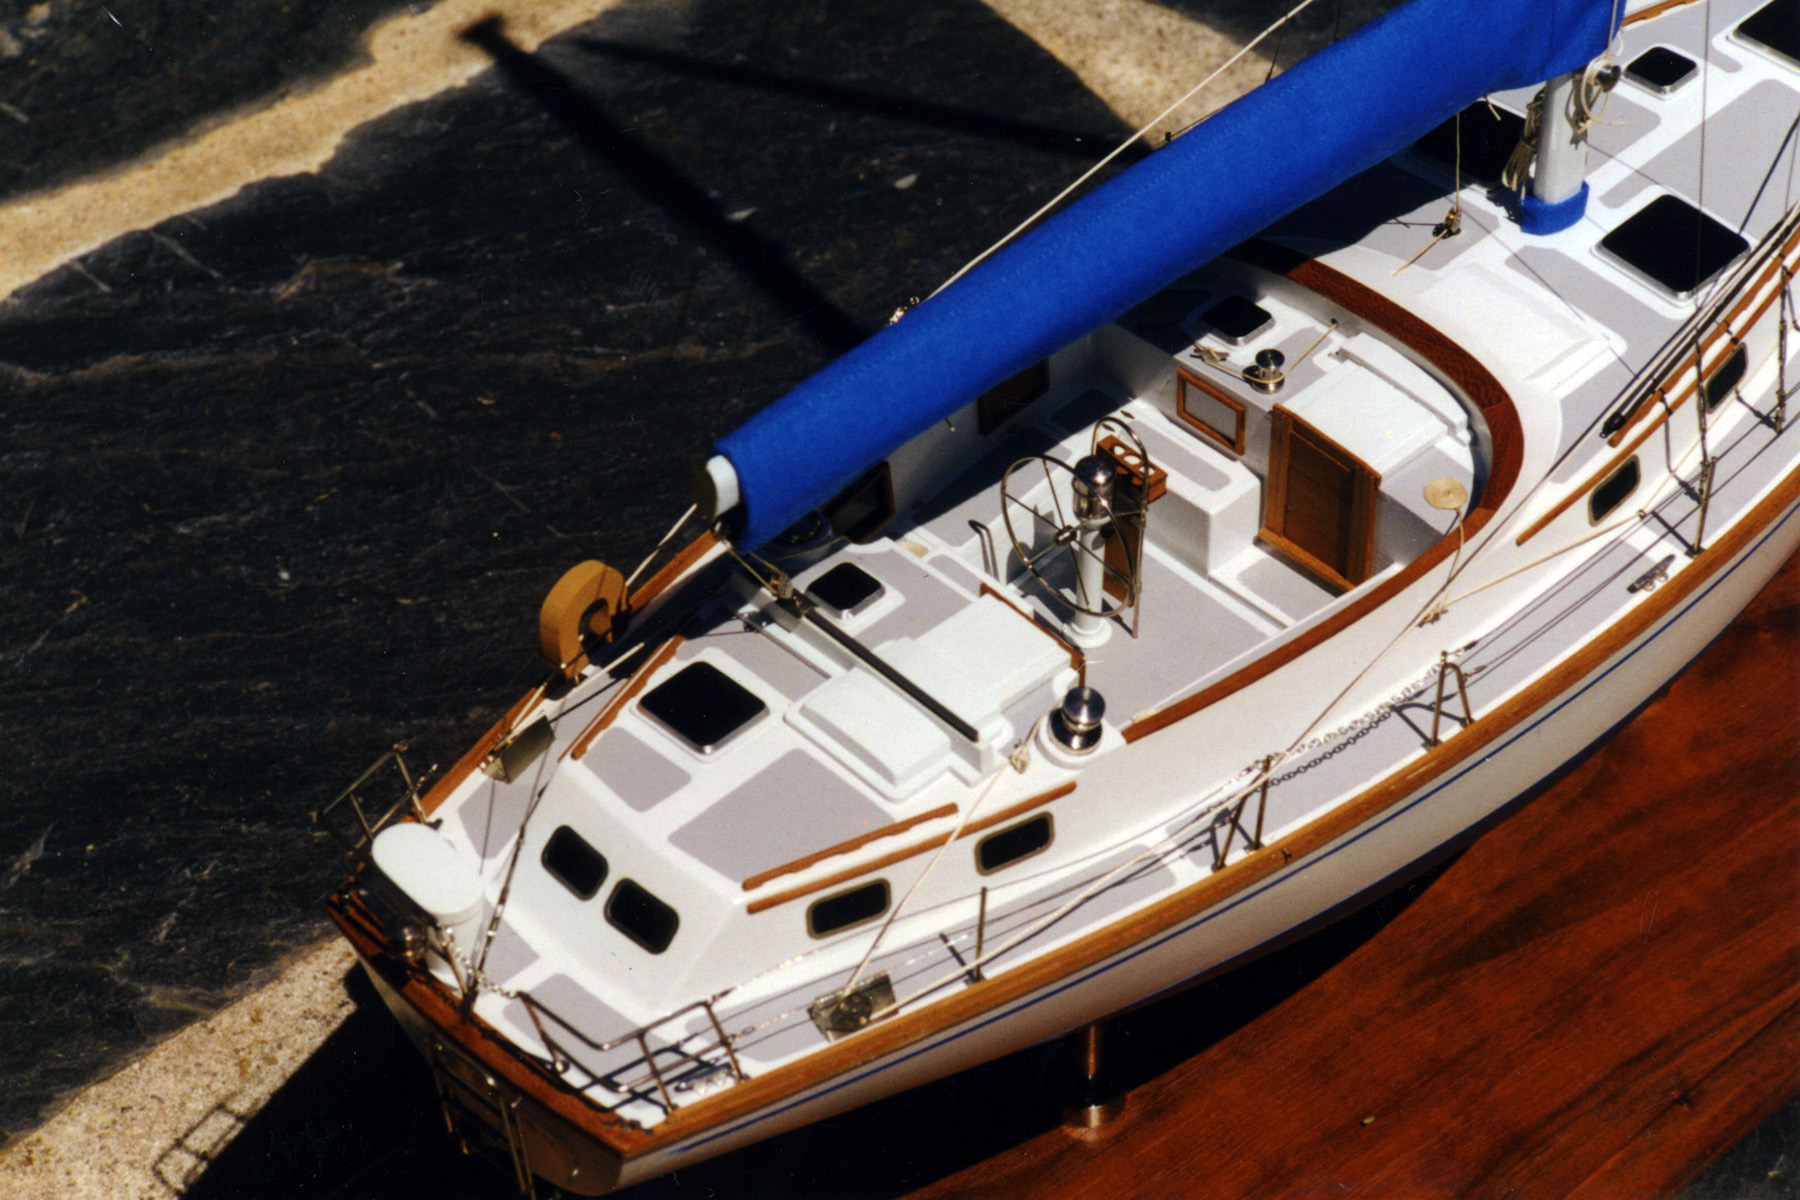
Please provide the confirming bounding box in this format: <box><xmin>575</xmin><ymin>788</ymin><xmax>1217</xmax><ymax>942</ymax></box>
<box><xmin>714</xmin><ymin>0</ymin><xmax>1613</xmax><ymax>550</ymax></box>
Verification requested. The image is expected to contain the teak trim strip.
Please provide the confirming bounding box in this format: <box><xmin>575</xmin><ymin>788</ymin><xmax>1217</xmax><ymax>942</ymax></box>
<box><xmin>742</xmin><ymin>803</ymin><xmax>961</xmax><ymax>892</ymax></box>
<box><xmin>744</xmin><ymin>782</ymin><xmax>1080</xmax><ymax>912</ymax></box>
<box><xmin>1123</xmin><ymin>241</ymin><xmax>1520</xmax><ymax>743</ymax></box>
<box><xmin>568</xmin><ymin>636</ymin><xmax>684</xmax><ymax>761</ymax></box>
<box><xmin>629</xmin><ymin>530</ymin><xmax>719</xmax><ymax>612</ymax></box>
<box><xmin>1622</xmin><ymin>0</ymin><xmax>1703</xmax><ymax>24</ymax></box>
<box><xmin>957</xmin><ymin>781</ymin><xmax>1078</xmax><ymax>838</ymax></box>
<box><xmin>747</xmin><ymin>835</ymin><xmax>953</xmax><ymax>914</ymax></box>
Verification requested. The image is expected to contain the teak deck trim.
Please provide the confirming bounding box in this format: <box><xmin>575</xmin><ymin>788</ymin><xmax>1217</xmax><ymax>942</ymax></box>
<box><xmin>957</xmin><ymin>781</ymin><xmax>1079</xmax><ymax>838</ymax></box>
<box><xmin>742</xmin><ymin>803</ymin><xmax>961</xmax><ymax>892</ymax></box>
<box><xmin>567</xmin><ymin>637</ymin><xmax>684</xmax><ymax>761</ymax></box>
<box><xmin>1123</xmin><ymin>242</ymin><xmax>1520</xmax><ymax>742</ymax></box>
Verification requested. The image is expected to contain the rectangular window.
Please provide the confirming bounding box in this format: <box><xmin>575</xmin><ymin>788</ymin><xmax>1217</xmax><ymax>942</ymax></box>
<box><xmin>606</xmin><ymin>879</ymin><xmax>679</xmax><ymax>954</ymax></box>
<box><xmin>1176</xmin><ymin>368</ymin><xmax>1247</xmax><ymax>455</ymax></box>
<box><xmin>976</xmin><ymin>815</ymin><xmax>1053</xmax><ymax>874</ymax></box>
<box><xmin>542</xmin><ymin>826</ymin><xmax>608</xmax><ymax>900</ymax></box>
<box><xmin>1589</xmin><ymin>457</ymin><xmax>1641</xmax><ymax>524</ymax></box>
<box><xmin>807</xmin><ymin>880</ymin><xmax>890</xmax><ymax>937</ymax></box>
<box><xmin>1739</xmin><ymin>0</ymin><xmax>1800</xmax><ymax>67</ymax></box>
<box><xmin>1413</xmin><ymin>101</ymin><xmax>1526</xmax><ymax>184</ymax></box>
<box><xmin>1702</xmin><ymin>342</ymin><xmax>1747</xmax><ymax>412</ymax></box>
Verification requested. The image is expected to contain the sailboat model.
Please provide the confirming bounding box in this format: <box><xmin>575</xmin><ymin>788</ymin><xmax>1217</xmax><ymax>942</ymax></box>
<box><xmin>322</xmin><ymin>0</ymin><xmax>1800</xmax><ymax>1190</ymax></box>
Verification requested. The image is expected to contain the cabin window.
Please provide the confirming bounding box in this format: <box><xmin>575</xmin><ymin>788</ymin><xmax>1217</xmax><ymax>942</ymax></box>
<box><xmin>1625</xmin><ymin>46</ymin><xmax>1697</xmax><ymax>94</ymax></box>
<box><xmin>1176</xmin><ymin>368</ymin><xmax>1248</xmax><ymax>454</ymax></box>
<box><xmin>1702</xmin><ymin>342</ymin><xmax>1747</xmax><ymax>413</ymax></box>
<box><xmin>606</xmin><ymin>879</ymin><xmax>680</xmax><ymax>954</ymax></box>
<box><xmin>1599</xmin><ymin>195</ymin><xmax>1749</xmax><ymax>297</ymax></box>
<box><xmin>807</xmin><ymin>561</ymin><xmax>885</xmax><ymax>619</ymax></box>
<box><xmin>978</xmin><ymin>361</ymin><xmax>1050</xmax><ymax>434</ymax></box>
<box><xmin>1589</xmin><ymin>457</ymin><xmax>1641</xmax><ymax>524</ymax></box>
<box><xmin>806</xmin><ymin>880</ymin><xmax>891</xmax><ymax>938</ymax></box>
<box><xmin>542</xmin><ymin>826</ymin><xmax>608</xmax><ymax>900</ymax></box>
<box><xmin>1201</xmin><ymin>296</ymin><xmax>1272</xmax><ymax>345</ymax></box>
<box><xmin>976</xmin><ymin>815</ymin><xmax>1054</xmax><ymax>875</ymax></box>
<box><xmin>640</xmin><ymin>661</ymin><xmax>768</xmax><ymax>755</ymax></box>
<box><xmin>1260</xmin><ymin>409</ymin><xmax>1379</xmax><ymax>592</ymax></box>
<box><xmin>1413</xmin><ymin>101</ymin><xmax>1526</xmax><ymax>184</ymax></box>
<box><xmin>824</xmin><ymin>461</ymin><xmax>895</xmax><ymax>544</ymax></box>
<box><xmin>1739</xmin><ymin>0</ymin><xmax>1800</xmax><ymax>67</ymax></box>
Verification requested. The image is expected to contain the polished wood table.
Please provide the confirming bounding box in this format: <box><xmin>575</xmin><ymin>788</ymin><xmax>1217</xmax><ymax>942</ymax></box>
<box><xmin>901</xmin><ymin>551</ymin><xmax>1800</xmax><ymax>1199</ymax></box>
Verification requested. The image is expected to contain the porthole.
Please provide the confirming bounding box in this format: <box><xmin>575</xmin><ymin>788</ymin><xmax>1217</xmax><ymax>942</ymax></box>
<box><xmin>1589</xmin><ymin>457</ymin><xmax>1641</xmax><ymax>524</ymax></box>
<box><xmin>806</xmin><ymin>880</ymin><xmax>890</xmax><ymax>938</ymax></box>
<box><xmin>606</xmin><ymin>879</ymin><xmax>680</xmax><ymax>954</ymax></box>
<box><xmin>541</xmin><ymin>825</ymin><xmax>608</xmax><ymax>900</ymax></box>
<box><xmin>975</xmin><ymin>814</ymin><xmax>1054</xmax><ymax>875</ymax></box>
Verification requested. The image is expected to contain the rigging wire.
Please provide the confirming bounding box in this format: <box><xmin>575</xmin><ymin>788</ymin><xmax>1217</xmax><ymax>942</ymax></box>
<box><xmin>927</xmin><ymin>0</ymin><xmax>1327</xmax><ymax>301</ymax></box>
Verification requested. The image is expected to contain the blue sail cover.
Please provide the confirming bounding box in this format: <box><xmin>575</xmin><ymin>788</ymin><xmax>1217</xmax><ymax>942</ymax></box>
<box><xmin>716</xmin><ymin>0</ymin><xmax>1612</xmax><ymax>549</ymax></box>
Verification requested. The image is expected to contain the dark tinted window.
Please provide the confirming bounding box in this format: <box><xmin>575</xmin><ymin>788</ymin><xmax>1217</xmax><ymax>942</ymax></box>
<box><xmin>640</xmin><ymin>661</ymin><xmax>767</xmax><ymax>754</ymax></box>
<box><xmin>825</xmin><ymin>462</ymin><xmax>895</xmax><ymax>544</ymax></box>
<box><xmin>1414</xmin><ymin>101</ymin><xmax>1526</xmax><ymax>184</ymax></box>
<box><xmin>1626</xmin><ymin>46</ymin><xmax>1697</xmax><ymax>92</ymax></box>
<box><xmin>1703</xmin><ymin>343</ymin><xmax>1747</xmax><ymax>412</ymax></box>
<box><xmin>542</xmin><ymin>826</ymin><xmax>608</xmax><ymax>900</ymax></box>
<box><xmin>606</xmin><ymin>879</ymin><xmax>679</xmax><ymax>954</ymax></box>
<box><xmin>1590</xmin><ymin>457</ymin><xmax>1641</xmax><ymax>523</ymax></box>
<box><xmin>1600</xmin><ymin>194</ymin><xmax>1749</xmax><ymax>296</ymax></box>
<box><xmin>808</xmin><ymin>562</ymin><xmax>884</xmax><ymax>617</ymax></box>
<box><xmin>1740</xmin><ymin>0</ymin><xmax>1800</xmax><ymax>66</ymax></box>
<box><xmin>1202</xmin><ymin>295</ymin><xmax>1272</xmax><ymax>343</ymax></box>
<box><xmin>807</xmin><ymin>880</ymin><xmax>890</xmax><ymax>937</ymax></box>
<box><xmin>976</xmin><ymin>815</ymin><xmax>1054</xmax><ymax>874</ymax></box>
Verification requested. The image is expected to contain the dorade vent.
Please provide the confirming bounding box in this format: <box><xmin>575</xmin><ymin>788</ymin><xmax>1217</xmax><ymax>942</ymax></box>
<box><xmin>1414</xmin><ymin>101</ymin><xmax>1526</xmax><ymax>184</ymax></box>
<box><xmin>806</xmin><ymin>880</ymin><xmax>891</xmax><ymax>938</ymax></box>
<box><xmin>606</xmin><ymin>879</ymin><xmax>680</xmax><ymax>954</ymax></box>
<box><xmin>640</xmin><ymin>661</ymin><xmax>768</xmax><ymax>755</ymax></box>
<box><xmin>1625</xmin><ymin>46</ymin><xmax>1697</xmax><ymax>94</ymax></box>
<box><xmin>976</xmin><ymin>814</ymin><xmax>1054</xmax><ymax>874</ymax></box>
<box><xmin>807</xmin><ymin>562</ymin><xmax>885</xmax><ymax>619</ymax></box>
<box><xmin>542</xmin><ymin>826</ymin><xmax>608</xmax><ymax>900</ymax></box>
<box><xmin>1202</xmin><ymin>295</ymin><xmax>1273</xmax><ymax>344</ymax></box>
<box><xmin>1739</xmin><ymin>0</ymin><xmax>1800</xmax><ymax>68</ymax></box>
<box><xmin>1590</xmin><ymin>456</ymin><xmax>1641</xmax><ymax>524</ymax></box>
<box><xmin>1599</xmin><ymin>194</ymin><xmax>1750</xmax><ymax>298</ymax></box>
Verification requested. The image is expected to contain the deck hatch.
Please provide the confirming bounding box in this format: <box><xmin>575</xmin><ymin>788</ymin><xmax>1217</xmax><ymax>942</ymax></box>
<box><xmin>1202</xmin><ymin>295</ymin><xmax>1273</xmax><ymax>344</ymax></box>
<box><xmin>640</xmin><ymin>661</ymin><xmax>768</xmax><ymax>755</ymax></box>
<box><xmin>1625</xmin><ymin>46</ymin><xmax>1697</xmax><ymax>93</ymax></box>
<box><xmin>606</xmin><ymin>879</ymin><xmax>679</xmax><ymax>954</ymax></box>
<box><xmin>1739</xmin><ymin>0</ymin><xmax>1800</xmax><ymax>67</ymax></box>
<box><xmin>542</xmin><ymin>826</ymin><xmax>608</xmax><ymax>900</ymax></box>
<box><xmin>1598</xmin><ymin>194</ymin><xmax>1749</xmax><ymax>297</ymax></box>
<box><xmin>807</xmin><ymin>562</ymin><xmax>885</xmax><ymax>619</ymax></box>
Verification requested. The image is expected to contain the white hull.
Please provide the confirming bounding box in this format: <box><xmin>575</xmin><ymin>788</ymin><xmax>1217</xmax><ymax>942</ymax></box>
<box><xmin>620</xmin><ymin>493</ymin><xmax>1800</xmax><ymax>1184</ymax></box>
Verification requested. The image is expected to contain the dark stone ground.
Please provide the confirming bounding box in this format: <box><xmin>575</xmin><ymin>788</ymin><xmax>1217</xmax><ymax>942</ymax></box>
<box><xmin>0</xmin><ymin>0</ymin><xmax>1793</xmax><ymax>1194</ymax></box>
